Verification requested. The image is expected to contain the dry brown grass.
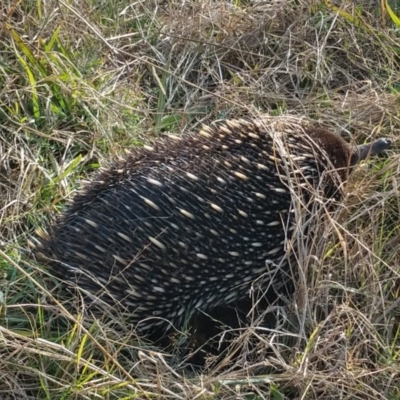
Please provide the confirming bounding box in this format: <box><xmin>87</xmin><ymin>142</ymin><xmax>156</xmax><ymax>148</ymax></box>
<box><xmin>0</xmin><ymin>0</ymin><xmax>400</xmax><ymax>398</ymax></box>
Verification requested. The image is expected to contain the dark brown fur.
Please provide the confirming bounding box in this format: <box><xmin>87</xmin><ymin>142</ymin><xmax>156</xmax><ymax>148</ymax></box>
<box><xmin>305</xmin><ymin>127</ymin><xmax>354</xmax><ymax>178</ymax></box>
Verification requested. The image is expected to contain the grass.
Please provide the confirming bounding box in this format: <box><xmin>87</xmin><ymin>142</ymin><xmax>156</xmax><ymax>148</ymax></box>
<box><xmin>1</xmin><ymin>0</ymin><xmax>400</xmax><ymax>398</ymax></box>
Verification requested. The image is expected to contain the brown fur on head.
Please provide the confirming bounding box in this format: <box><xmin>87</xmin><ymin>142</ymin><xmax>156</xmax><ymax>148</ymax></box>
<box><xmin>304</xmin><ymin>127</ymin><xmax>391</xmax><ymax>181</ymax></box>
<box><xmin>304</xmin><ymin>127</ymin><xmax>353</xmax><ymax>180</ymax></box>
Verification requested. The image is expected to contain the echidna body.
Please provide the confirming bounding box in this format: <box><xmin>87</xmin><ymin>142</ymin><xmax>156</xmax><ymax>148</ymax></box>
<box><xmin>32</xmin><ymin>118</ymin><xmax>391</xmax><ymax>332</ymax></box>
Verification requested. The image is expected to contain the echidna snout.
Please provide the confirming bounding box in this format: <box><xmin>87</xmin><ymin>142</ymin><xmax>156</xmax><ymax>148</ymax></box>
<box><xmin>354</xmin><ymin>137</ymin><xmax>392</xmax><ymax>163</ymax></box>
<box><xmin>31</xmin><ymin>118</ymin><xmax>391</xmax><ymax>333</ymax></box>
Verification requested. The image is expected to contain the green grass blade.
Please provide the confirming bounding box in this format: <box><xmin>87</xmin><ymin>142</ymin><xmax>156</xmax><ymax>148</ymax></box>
<box><xmin>384</xmin><ymin>0</ymin><xmax>400</xmax><ymax>28</ymax></box>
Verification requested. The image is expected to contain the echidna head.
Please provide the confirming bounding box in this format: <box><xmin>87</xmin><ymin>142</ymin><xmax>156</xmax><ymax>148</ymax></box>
<box><xmin>352</xmin><ymin>138</ymin><xmax>392</xmax><ymax>165</ymax></box>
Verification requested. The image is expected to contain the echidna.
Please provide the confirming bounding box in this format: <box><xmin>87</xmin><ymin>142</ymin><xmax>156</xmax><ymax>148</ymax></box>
<box><xmin>31</xmin><ymin>117</ymin><xmax>391</xmax><ymax>333</ymax></box>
